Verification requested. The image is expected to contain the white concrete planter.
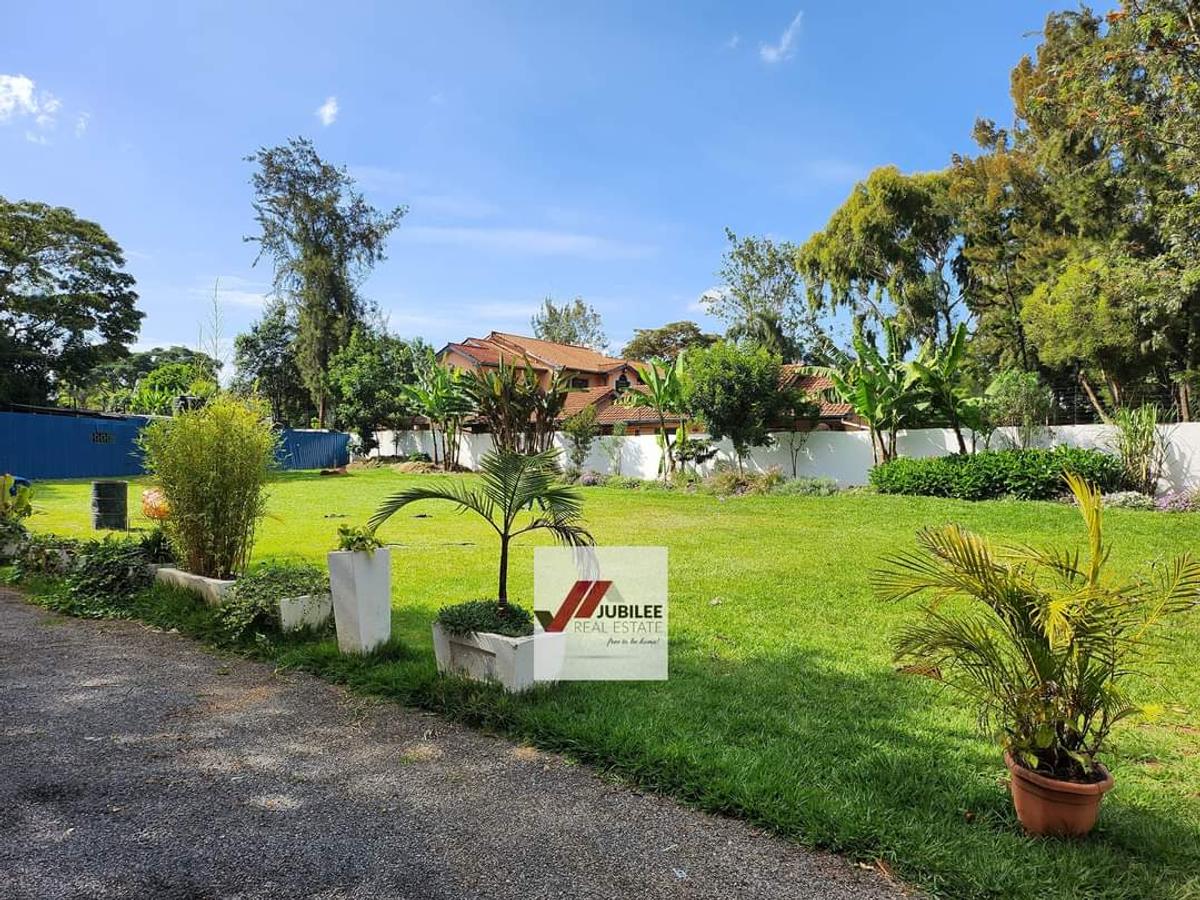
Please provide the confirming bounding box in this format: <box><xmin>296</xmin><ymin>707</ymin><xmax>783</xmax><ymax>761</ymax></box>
<box><xmin>431</xmin><ymin>622</ymin><xmax>565</xmax><ymax>693</ymax></box>
<box><xmin>1</xmin><ymin>539</ymin><xmax>22</xmax><ymax>562</ymax></box>
<box><xmin>328</xmin><ymin>548</ymin><xmax>392</xmax><ymax>654</ymax></box>
<box><xmin>154</xmin><ymin>566</ymin><xmax>235</xmax><ymax>606</ymax></box>
<box><xmin>278</xmin><ymin>593</ymin><xmax>333</xmax><ymax>633</ymax></box>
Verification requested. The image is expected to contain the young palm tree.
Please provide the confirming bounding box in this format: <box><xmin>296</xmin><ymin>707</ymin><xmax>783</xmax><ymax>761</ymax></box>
<box><xmin>874</xmin><ymin>472</ymin><xmax>1200</xmax><ymax>779</ymax></box>
<box><xmin>368</xmin><ymin>449</ymin><xmax>593</xmax><ymax>606</ymax></box>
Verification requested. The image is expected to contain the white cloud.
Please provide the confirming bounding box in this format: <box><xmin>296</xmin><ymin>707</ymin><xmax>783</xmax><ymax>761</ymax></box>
<box><xmin>798</xmin><ymin>158</ymin><xmax>866</xmax><ymax>185</ymax></box>
<box><xmin>402</xmin><ymin>225</ymin><xmax>655</xmax><ymax>260</ymax></box>
<box><xmin>1</xmin><ymin>74</ymin><xmax>62</xmax><ymax>141</ymax></box>
<box><xmin>760</xmin><ymin>11</ymin><xmax>803</xmax><ymax>64</ymax></box>
<box><xmin>316</xmin><ymin>95</ymin><xmax>339</xmax><ymax>126</ymax></box>
<box><xmin>75</xmin><ymin>112</ymin><xmax>90</xmax><ymax>137</ymax></box>
<box><xmin>724</xmin><ymin>33</ymin><xmax>741</xmax><ymax>50</ymax></box>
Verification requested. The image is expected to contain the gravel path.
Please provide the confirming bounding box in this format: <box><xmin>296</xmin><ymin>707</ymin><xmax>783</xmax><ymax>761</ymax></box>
<box><xmin>0</xmin><ymin>589</ymin><xmax>906</xmax><ymax>900</ymax></box>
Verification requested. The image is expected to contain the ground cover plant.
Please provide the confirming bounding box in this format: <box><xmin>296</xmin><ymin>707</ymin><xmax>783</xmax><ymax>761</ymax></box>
<box><xmin>17</xmin><ymin>469</ymin><xmax>1200</xmax><ymax>899</ymax></box>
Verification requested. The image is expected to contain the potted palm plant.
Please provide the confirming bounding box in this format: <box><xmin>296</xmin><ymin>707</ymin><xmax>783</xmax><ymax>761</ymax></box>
<box><xmin>328</xmin><ymin>525</ymin><xmax>392</xmax><ymax>654</ymax></box>
<box><xmin>874</xmin><ymin>473</ymin><xmax>1200</xmax><ymax>836</ymax></box>
<box><xmin>369</xmin><ymin>448</ymin><xmax>593</xmax><ymax>692</ymax></box>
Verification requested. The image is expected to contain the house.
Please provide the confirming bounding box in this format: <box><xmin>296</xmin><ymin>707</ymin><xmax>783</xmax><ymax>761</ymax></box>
<box><xmin>438</xmin><ymin>331</ymin><xmax>855</xmax><ymax>435</ymax></box>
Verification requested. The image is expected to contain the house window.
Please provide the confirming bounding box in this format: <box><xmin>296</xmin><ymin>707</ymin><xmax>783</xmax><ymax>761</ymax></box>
<box><xmin>570</xmin><ymin>377</ymin><xmax>590</xmax><ymax>390</ymax></box>
<box><xmin>614</xmin><ymin>374</ymin><xmax>630</xmax><ymax>393</ymax></box>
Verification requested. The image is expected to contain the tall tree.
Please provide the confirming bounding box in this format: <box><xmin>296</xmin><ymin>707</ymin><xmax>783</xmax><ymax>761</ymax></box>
<box><xmin>621</xmin><ymin>320</ymin><xmax>717</xmax><ymax>361</ymax></box>
<box><xmin>0</xmin><ymin>198</ymin><xmax>142</xmax><ymax>404</ymax></box>
<box><xmin>530</xmin><ymin>296</ymin><xmax>608</xmax><ymax>350</ymax></box>
<box><xmin>231</xmin><ymin>300</ymin><xmax>315</xmax><ymax>426</ymax></box>
<box><xmin>797</xmin><ymin>167</ymin><xmax>964</xmax><ymax>349</ymax></box>
<box><xmin>245</xmin><ymin>138</ymin><xmax>405</xmax><ymax>426</ymax></box>
<box><xmin>704</xmin><ymin>228</ymin><xmax>813</xmax><ymax>353</ymax></box>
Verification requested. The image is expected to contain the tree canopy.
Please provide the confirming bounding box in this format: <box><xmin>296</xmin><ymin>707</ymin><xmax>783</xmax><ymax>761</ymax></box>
<box><xmin>621</xmin><ymin>320</ymin><xmax>718</xmax><ymax>361</ymax></box>
<box><xmin>0</xmin><ymin>198</ymin><xmax>142</xmax><ymax>404</ymax></box>
<box><xmin>530</xmin><ymin>296</ymin><xmax>608</xmax><ymax>350</ymax></box>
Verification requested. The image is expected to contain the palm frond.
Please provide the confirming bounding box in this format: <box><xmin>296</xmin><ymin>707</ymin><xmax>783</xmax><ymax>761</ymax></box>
<box><xmin>368</xmin><ymin>481</ymin><xmax>493</xmax><ymax>533</ymax></box>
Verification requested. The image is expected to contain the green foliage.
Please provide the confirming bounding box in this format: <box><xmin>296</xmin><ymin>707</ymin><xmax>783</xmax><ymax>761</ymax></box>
<box><xmin>245</xmin><ymin>137</ymin><xmax>405</xmax><ymax>425</ymax></box>
<box><xmin>465</xmin><ymin>359</ymin><xmax>566</xmax><ymax>456</ymax></box>
<box><xmin>11</xmin><ymin>533</ymin><xmax>81</xmax><ymax>580</ymax></box>
<box><xmin>808</xmin><ymin>319</ymin><xmax>916</xmax><ymax>463</ymax></box>
<box><xmin>876</xmin><ymin>474</ymin><xmax>1200</xmax><ymax>779</ymax></box>
<box><xmin>685</xmin><ymin>342</ymin><xmax>787</xmax><ymax>465</ymax></box>
<box><xmin>705</xmin><ymin>228</ymin><xmax>808</xmax><ymax>357</ymax></box>
<box><xmin>217</xmin><ymin>560</ymin><xmax>329</xmax><ymax>640</ymax></box>
<box><xmin>0</xmin><ymin>197</ymin><xmax>142</xmax><ymax>405</ymax></box>
<box><xmin>906</xmin><ymin>323</ymin><xmax>973</xmax><ymax>454</ymax></box>
<box><xmin>620</xmin><ymin>356</ymin><xmax>688</xmax><ymax>476</ymax></box>
<box><xmin>138</xmin><ymin>526</ymin><xmax>175</xmax><ymax>563</ymax></box>
<box><xmin>403</xmin><ymin>358</ymin><xmax>475</xmax><ymax>470</ymax></box>
<box><xmin>139</xmin><ymin>395</ymin><xmax>278</xmax><ymax>579</ymax></box>
<box><xmin>435</xmin><ymin>598</ymin><xmax>534</xmax><ymax>638</ymax></box>
<box><xmin>336</xmin><ymin>524</ymin><xmax>384</xmax><ymax>552</ymax></box>
<box><xmin>869</xmin><ymin>448</ymin><xmax>1124</xmax><ymax>501</ymax></box>
<box><xmin>369</xmin><ymin>449</ymin><xmax>593</xmax><ymax>605</ymax></box>
<box><xmin>984</xmin><ymin>370</ymin><xmax>1052</xmax><ymax>449</ymax></box>
<box><xmin>561</xmin><ymin>404</ymin><xmax>599</xmax><ymax>473</ymax></box>
<box><xmin>230</xmin><ymin>300</ymin><xmax>315</xmax><ymax>426</ymax></box>
<box><xmin>328</xmin><ymin>326</ymin><xmax>426</xmax><ymax>453</ymax></box>
<box><xmin>797</xmin><ymin>167</ymin><xmax>962</xmax><ymax>348</ymax></box>
<box><xmin>530</xmin><ymin>296</ymin><xmax>608</xmax><ymax>351</ymax></box>
<box><xmin>621</xmin><ymin>321</ymin><xmax>717</xmax><ymax>361</ymax></box>
<box><xmin>128</xmin><ymin>360</ymin><xmax>219</xmax><ymax>415</ymax></box>
<box><xmin>1109</xmin><ymin>405</ymin><xmax>1170</xmax><ymax>496</ymax></box>
<box><xmin>58</xmin><ymin>537</ymin><xmax>153</xmax><ymax>617</ymax></box>
<box><xmin>1</xmin><ymin>475</ymin><xmax>33</xmax><ymax>522</ymax></box>
<box><xmin>703</xmin><ymin>464</ymin><xmax>784</xmax><ymax>497</ymax></box>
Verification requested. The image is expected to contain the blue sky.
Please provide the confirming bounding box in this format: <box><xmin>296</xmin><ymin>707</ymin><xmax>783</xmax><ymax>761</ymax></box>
<box><xmin>1</xmin><ymin>1</ymin><xmax>1062</xmax><ymax>360</ymax></box>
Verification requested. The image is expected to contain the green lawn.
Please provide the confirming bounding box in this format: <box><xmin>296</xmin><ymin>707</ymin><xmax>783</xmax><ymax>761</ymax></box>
<box><xmin>24</xmin><ymin>470</ymin><xmax>1200</xmax><ymax>898</ymax></box>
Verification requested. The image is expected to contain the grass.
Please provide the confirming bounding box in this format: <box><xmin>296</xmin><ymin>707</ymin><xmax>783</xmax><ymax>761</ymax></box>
<box><xmin>21</xmin><ymin>470</ymin><xmax>1200</xmax><ymax>899</ymax></box>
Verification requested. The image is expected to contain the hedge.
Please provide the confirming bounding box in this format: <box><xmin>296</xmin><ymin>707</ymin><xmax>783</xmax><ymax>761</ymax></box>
<box><xmin>868</xmin><ymin>447</ymin><xmax>1124</xmax><ymax>501</ymax></box>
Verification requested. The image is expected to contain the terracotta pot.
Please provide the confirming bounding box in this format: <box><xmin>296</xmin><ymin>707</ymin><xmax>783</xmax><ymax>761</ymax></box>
<box><xmin>1005</xmin><ymin>752</ymin><xmax>1114</xmax><ymax>837</ymax></box>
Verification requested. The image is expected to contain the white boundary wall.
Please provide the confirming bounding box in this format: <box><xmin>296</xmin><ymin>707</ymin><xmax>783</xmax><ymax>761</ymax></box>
<box><xmin>373</xmin><ymin>423</ymin><xmax>1200</xmax><ymax>493</ymax></box>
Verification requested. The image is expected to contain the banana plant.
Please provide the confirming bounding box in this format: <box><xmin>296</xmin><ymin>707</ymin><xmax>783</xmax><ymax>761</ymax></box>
<box><xmin>906</xmin><ymin>322</ymin><xmax>971</xmax><ymax>455</ymax></box>
<box><xmin>619</xmin><ymin>355</ymin><xmax>689</xmax><ymax>477</ymax></box>
<box><xmin>402</xmin><ymin>363</ymin><xmax>475</xmax><ymax>471</ymax></box>
<box><xmin>808</xmin><ymin>319</ymin><xmax>916</xmax><ymax>464</ymax></box>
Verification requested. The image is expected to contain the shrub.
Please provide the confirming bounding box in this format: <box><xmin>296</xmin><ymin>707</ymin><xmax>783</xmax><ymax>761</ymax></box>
<box><xmin>1102</xmin><ymin>491</ymin><xmax>1157</xmax><ymax>510</ymax></box>
<box><xmin>869</xmin><ymin>448</ymin><xmax>1123</xmax><ymax>501</ymax></box>
<box><xmin>562</xmin><ymin>405</ymin><xmax>599</xmax><ymax>474</ymax></box>
<box><xmin>12</xmin><ymin>534</ymin><xmax>81</xmax><ymax>579</ymax></box>
<box><xmin>392</xmin><ymin>460</ymin><xmax>439</xmax><ymax>474</ymax></box>
<box><xmin>139</xmin><ymin>395</ymin><xmax>278</xmax><ymax>579</ymax></box>
<box><xmin>139</xmin><ymin>526</ymin><xmax>176</xmax><ymax>564</ymax></box>
<box><xmin>61</xmin><ymin>538</ymin><xmax>154</xmax><ymax>616</ymax></box>
<box><xmin>607</xmin><ymin>475</ymin><xmax>643</xmax><ymax>490</ymax></box>
<box><xmin>435</xmin><ymin>599</ymin><xmax>534</xmax><ymax>638</ymax></box>
<box><xmin>579</xmin><ymin>471</ymin><xmax>606</xmax><ymax>487</ymax></box>
<box><xmin>876</xmin><ymin>474</ymin><xmax>1200</xmax><ymax>780</ymax></box>
<box><xmin>773</xmin><ymin>476</ymin><xmax>841</xmax><ymax>497</ymax></box>
<box><xmin>1</xmin><ymin>474</ymin><xmax>33</xmax><ymax>522</ymax></box>
<box><xmin>216</xmin><ymin>561</ymin><xmax>330</xmax><ymax>640</ymax></box>
<box><xmin>703</xmin><ymin>465</ymin><xmax>785</xmax><ymax>497</ymax></box>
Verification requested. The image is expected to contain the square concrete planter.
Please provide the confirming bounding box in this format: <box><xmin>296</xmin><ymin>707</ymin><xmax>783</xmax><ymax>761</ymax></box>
<box><xmin>328</xmin><ymin>548</ymin><xmax>392</xmax><ymax>654</ymax></box>
<box><xmin>431</xmin><ymin>622</ymin><xmax>566</xmax><ymax>693</ymax></box>
<box><xmin>154</xmin><ymin>566</ymin><xmax>235</xmax><ymax>606</ymax></box>
<box><xmin>278</xmin><ymin>593</ymin><xmax>333</xmax><ymax>633</ymax></box>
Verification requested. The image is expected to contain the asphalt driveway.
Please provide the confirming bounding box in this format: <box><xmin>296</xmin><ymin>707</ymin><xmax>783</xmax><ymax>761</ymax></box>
<box><xmin>0</xmin><ymin>589</ymin><xmax>905</xmax><ymax>899</ymax></box>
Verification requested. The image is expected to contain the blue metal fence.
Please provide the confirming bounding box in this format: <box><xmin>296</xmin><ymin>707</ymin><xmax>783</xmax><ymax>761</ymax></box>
<box><xmin>0</xmin><ymin>409</ymin><xmax>349</xmax><ymax>480</ymax></box>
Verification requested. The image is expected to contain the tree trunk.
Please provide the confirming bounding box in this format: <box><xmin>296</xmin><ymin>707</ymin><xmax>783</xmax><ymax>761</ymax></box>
<box><xmin>497</xmin><ymin>535</ymin><xmax>509</xmax><ymax>606</ymax></box>
<box><xmin>1078</xmin><ymin>373</ymin><xmax>1109</xmax><ymax>422</ymax></box>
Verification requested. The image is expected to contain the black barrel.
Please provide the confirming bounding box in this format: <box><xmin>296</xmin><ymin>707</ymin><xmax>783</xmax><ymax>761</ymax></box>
<box><xmin>91</xmin><ymin>480</ymin><xmax>128</xmax><ymax>530</ymax></box>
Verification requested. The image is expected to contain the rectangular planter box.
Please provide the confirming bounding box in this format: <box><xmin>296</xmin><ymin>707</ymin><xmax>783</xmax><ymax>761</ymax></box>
<box><xmin>431</xmin><ymin>622</ymin><xmax>565</xmax><ymax>693</ymax></box>
<box><xmin>154</xmin><ymin>566</ymin><xmax>235</xmax><ymax>606</ymax></box>
<box><xmin>328</xmin><ymin>548</ymin><xmax>392</xmax><ymax>654</ymax></box>
<box><xmin>279</xmin><ymin>592</ymin><xmax>333</xmax><ymax>633</ymax></box>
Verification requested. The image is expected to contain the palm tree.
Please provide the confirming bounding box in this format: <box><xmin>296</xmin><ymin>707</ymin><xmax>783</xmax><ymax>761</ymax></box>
<box><xmin>402</xmin><ymin>363</ymin><xmax>474</xmax><ymax>471</ymax></box>
<box><xmin>874</xmin><ymin>473</ymin><xmax>1200</xmax><ymax>779</ymax></box>
<box><xmin>368</xmin><ymin>449</ymin><xmax>593</xmax><ymax>606</ymax></box>
<box><xmin>620</xmin><ymin>356</ymin><xmax>688</xmax><ymax>477</ymax></box>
